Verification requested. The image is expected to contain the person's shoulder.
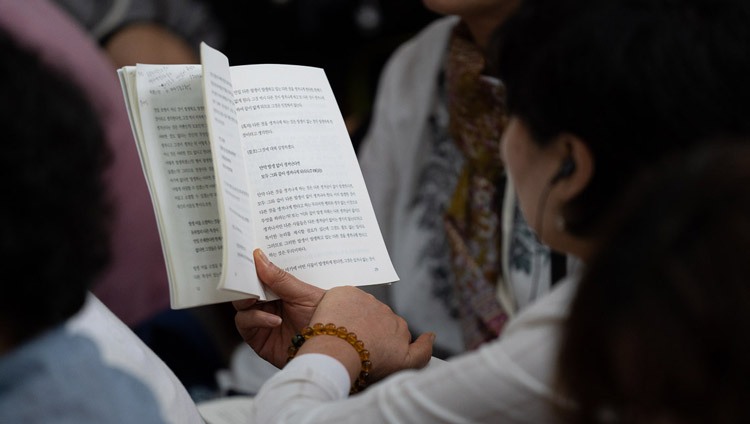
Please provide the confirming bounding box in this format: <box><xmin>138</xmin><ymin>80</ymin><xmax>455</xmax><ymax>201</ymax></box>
<box><xmin>66</xmin><ymin>294</ymin><xmax>204</xmax><ymax>424</ymax></box>
<box><xmin>375</xmin><ymin>15</ymin><xmax>458</xmax><ymax>102</ymax></box>
<box><xmin>389</xmin><ymin>15</ymin><xmax>459</xmax><ymax>63</ymax></box>
<box><xmin>412</xmin><ymin>15</ymin><xmax>460</xmax><ymax>44</ymax></box>
<box><xmin>0</xmin><ymin>325</ymin><xmax>167</xmax><ymax>423</ymax></box>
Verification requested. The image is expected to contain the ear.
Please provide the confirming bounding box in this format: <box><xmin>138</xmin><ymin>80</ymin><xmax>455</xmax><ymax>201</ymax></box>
<box><xmin>550</xmin><ymin>133</ymin><xmax>594</xmax><ymax>201</ymax></box>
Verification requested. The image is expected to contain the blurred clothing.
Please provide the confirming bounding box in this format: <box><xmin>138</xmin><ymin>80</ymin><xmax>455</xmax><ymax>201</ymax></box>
<box><xmin>359</xmin><ymin>15</ymin><xmax>574</xmax><ymax>356</ymax></box>
<box><xmin>0</xmin><ymin>294</ymin><xmax>203</xmax><ymax>423</ymax></box>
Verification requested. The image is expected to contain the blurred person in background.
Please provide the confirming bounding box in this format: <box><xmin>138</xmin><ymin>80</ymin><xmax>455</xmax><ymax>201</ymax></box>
<box><xmin>357</xmin><ymin>0</ymin><xmax>571</xmax><ymax>359</ymax></box>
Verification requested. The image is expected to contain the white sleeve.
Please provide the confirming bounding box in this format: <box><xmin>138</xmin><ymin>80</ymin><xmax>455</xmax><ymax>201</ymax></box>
<box><xmin>252</xmin><ymin>354</ymin><xmax>350</xmax><ymax>423</ymax></box>
<box><xmin>252</xmin><ymin>279</ymin><xmax>576</xmax><ymax>424</ymax></box>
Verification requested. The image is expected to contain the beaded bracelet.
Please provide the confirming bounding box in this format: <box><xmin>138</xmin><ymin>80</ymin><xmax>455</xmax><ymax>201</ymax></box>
<box><xmin>287</xmin><ymin>322</ymin><xmax>371</xmax><ymax>394</ymax></box>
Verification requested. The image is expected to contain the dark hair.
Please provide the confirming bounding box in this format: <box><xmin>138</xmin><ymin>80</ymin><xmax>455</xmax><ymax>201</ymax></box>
<box><xmin>0</xmin><ymin>32</ymin><xmax>112</xmax><ymax>345</ymax></box>
<box><xmin>492</xmin><ymin>0</ymin><xmax>750</xmax><ymax>236</ymax></box>
<box><xmin>557</xmin><ymin>141</ymin><xmax>750</xmax><ymax>424</ymax></box>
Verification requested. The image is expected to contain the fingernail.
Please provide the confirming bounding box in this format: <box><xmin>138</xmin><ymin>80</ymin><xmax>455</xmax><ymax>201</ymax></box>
<box><xmin>256</xmin><ymin>249</ymin><xmax>270</xmax><ymax>266</ymax></box>
<box><xmin>268</xmin><ymin>315</ymin><xmax>282</xmax><ymax>326</ymax></box>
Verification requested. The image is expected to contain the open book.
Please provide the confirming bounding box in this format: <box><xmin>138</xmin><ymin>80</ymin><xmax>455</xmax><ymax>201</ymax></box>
<box><xmin>118</xmin><ymin>43</ymin><xmax>397</xmax><ymax>309</ymax></box>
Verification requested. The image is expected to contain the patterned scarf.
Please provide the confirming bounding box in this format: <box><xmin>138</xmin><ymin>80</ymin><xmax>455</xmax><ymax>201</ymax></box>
<box><xmin>444</xmin><ymin>21</ymin><xmax>509</xmax><ymax>351</ymax></box>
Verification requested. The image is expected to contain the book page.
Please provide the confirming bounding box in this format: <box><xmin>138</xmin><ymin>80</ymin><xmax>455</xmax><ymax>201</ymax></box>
<box><xmin>230</xmin><ymin>63</ymin><xmax>398</xmax><ymax>288</ymax></box>
<box><xmin>201</xmin><ymin>44</ymin><xmax>264</xmax><ymax>296</ymax></box>
<box><xmin>131</xmin><ymin>64</ymin><xmax>249</xmax><ymax>308</ymax></box>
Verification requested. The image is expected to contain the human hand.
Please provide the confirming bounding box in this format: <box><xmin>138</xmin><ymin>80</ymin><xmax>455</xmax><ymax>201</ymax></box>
<box><xmin>233</xmin><ymin>249</ymin><xmax>324</xmax><ymax>369</ymax></box>
<box><xmin>307</xmin><ymin>286</ymin><xmax>435</xmax><ymax>383</ymax></box>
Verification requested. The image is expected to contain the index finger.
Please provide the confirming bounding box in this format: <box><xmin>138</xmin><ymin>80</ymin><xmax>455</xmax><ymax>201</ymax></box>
<box><xmin>233</xmin><ymin>297</ymin><xmax>259</xmax><ymax>311</ymax></box>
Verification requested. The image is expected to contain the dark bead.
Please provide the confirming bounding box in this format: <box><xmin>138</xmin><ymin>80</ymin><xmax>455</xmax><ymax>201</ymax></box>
<box><xmin>292</xmin><ymin>334</ymin><xmax>306</xmax><ymax>348</ymax></box>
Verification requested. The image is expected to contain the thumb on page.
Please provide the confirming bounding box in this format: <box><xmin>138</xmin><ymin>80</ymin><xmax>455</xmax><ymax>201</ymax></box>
<box><xmin>253</xmin><ymin>249</ymin><xmax>322</xmax><ymax>301</ymax></box>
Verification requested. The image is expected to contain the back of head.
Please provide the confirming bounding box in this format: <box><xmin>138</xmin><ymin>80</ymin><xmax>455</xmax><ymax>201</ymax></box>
<box><xmin>493</xmin><ymin>0</ymin><xmax>750</xmax><ymax>236</ymax></box>
<box><xmin>0</xmin><ymin>31</ymin><xmax>111</xmax><ymax>346</ymax></box>
<box><xmin>558</xmin><ymin>141</ymin><xmax>750</xmax><ymax>423</ymax></box>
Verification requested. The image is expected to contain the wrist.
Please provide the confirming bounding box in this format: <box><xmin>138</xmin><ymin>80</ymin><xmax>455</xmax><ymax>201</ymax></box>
<box><xmin>298</xmin><ymin>336</ymin><xmax>360</xmax><ymax>382</ymax></box>
<box><xmin>287</xmin><ymin>323</ymin><xmax>372</xmax><ymax>393</ymax></box>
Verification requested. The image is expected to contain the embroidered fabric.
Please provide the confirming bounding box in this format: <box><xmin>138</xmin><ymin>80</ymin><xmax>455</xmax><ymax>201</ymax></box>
<box><xmin>442</xmin><ymin>22</ymin><xmax>509</xmax><ymax>350</ymax></box>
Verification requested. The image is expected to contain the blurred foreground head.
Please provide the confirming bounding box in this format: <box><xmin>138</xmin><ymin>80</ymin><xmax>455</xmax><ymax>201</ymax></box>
<box><xmin>0</xmin><ymin>30</ymin><xmax>111</xmax><ymax>348</ymax></box>
<box><xmin>493</xmin><ymin>0</ymin><xmax>750</xmax><ymax>237</ymax></box>
<box><xmin>559</xmin><ymin>141</ymin><xmax>750</xmax><ymax>424</ymax></box>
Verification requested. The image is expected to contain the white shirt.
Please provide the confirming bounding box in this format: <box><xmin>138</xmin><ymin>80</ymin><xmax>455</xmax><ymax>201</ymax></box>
<box><xmin>249</xmin><ymin>276</ymin><xmax>577</xmax><ymax>423</ymax></box>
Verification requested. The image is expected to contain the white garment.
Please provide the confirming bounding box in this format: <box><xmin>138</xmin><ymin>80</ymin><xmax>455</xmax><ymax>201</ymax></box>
<box><xmin>358</xmin><ymin>15</ymin><xmax>465</xmax><ymax>354</ymax></box>
<box><xmin>66</xmin><ymin>294</ymin><xmax>203</xmax><ymax>424</ymax></box>
<box><xmin>215</xmin><ymin>342</ymin><xmax>279</xmax><ymax>395</ymax></box>
<box><xmin>250</xmin><ymin>275</ymin><xmax>577</xmax><ymax>423</ymax></box>
<box><xmin>359</xmin><ymin>15</ymin><xmax>569</xmax><ymax>355</ymax></box>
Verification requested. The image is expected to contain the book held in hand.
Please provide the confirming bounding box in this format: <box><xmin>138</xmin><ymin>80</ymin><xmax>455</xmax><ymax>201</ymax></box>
<box><xmin>117</xmin><ymin>43</ymin><xmax>397</xmax><ymax>309</ymax></box>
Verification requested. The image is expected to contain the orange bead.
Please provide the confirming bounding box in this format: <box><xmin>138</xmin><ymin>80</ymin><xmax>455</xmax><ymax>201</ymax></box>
<box><xmin>336</xmin><ymin>327</ymin><xmax>349</xmax><ymax>338</ymax></box>
<box><xmin>290</xmin><ymin>324</ymin><xmax>370</xmax><ymax>394</ymax></box>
